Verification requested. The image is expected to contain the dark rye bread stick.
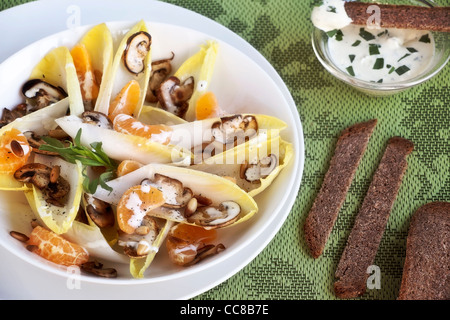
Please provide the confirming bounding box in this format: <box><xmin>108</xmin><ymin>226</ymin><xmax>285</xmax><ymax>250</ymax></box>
<box><xmin>344</xmin><ymin>2</ymin><xmax>450</xmax><ymax>32</ymax></box>
<box><xmin>334</xmin><ymin>136</ymin><xmax>414</xmax><ymax>299</ymax></box>
<box><xmin>304</xmin><ymin>119</ymin><xmax>377</xmax><ymax>259</ymax></box>
<box><xmin>398</xmin><ymin>202</ymin><xmax>450</xmax><ymax>300</ymax></box>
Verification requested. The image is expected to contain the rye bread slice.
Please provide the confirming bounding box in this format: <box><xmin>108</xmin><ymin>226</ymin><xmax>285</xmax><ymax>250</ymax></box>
<box><xmin>304</xmin><ymin>119</ymin><xmax>377</xmax><ymax>258</ymax></box>
<box><xmin>398</xmin><ymin>202</ymin><xmax>450</xmax><ymax>300</ymax></box>
<box><xmin>344</xmin><ymin>2</ymin><xmax>450</xmax><ymax>32</ymax></box>
<box><xmin>334</xmin><ymin>136</ymin><xmax>414</xmax><ymax>299</ymax></box>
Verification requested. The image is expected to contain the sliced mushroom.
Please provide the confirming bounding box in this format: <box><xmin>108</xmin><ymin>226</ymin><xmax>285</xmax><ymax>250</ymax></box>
<box><xmin>81</xmin><ymin>261</ymin><xmax>117</xmax><ymax>278</ymax></box>
<box><xmin>211</xmin><ymin>115</ymin><xmax>258</xmax><ymax>145</ymax></box>
<box><xmin>146</xmin><ymin>53</ymin><xmax>174</xmax><ymax>103</ymax></box>
<box><xmin>123</xmin><ymin>31</ymin><xmax>152</xmax><ymax>75</ymax></box>
<box><xmin>157</xmin><ymin>76</ymin><xmax>194</xmax><ymax>118</ymax></box>
<box><xmin>14</xmin><ymin>163</ymin><xmax>52</xmax><ymax>184</ymax></box>
<box><xmin>141</xmin><ymin>174</ymin><xmax>193</xmax><ymax>208</ymax></box>
<box><xmin>241</xmin><ymin>154</ymin><xmax>278</xmax><ymax>183</ymax></box>
<box><xmin>84</xmin><ymin>193</ymin><xmax>115</xmax><ymax>228</ymax></box>
<box><xmin>184</xmin><ymin>243</ymin><xmax>226</xmax><ymax>267</ymax></box>
<box><xmin>81</xmin><ymin>111</ymin><xmax>113</xmax><ymax>129</ymax></box>
<box><xmin>166</xmin><ymin>226</ymin><xmax>226</xmax><ymax>267</ymax></box>
<box><xmin>187</xmin><ymin>200</ymin><xmax>241</xmax><ymax>228</ymax></box>
<box><xmin>14</xmin><ymin>163</ymin><xmax>70</xmax><ymax>200</ymax></box>
<box><xmin>23</xmin><ymin>131</ymin><xmax>59</xmax><ymax>156</ymax></box>
<box><xmin>21</xmin><ymin>79</ymin><xmax>67</xmax><ymax>109</ymax></box>
<box><xmin>0</xmin><ymin>103</ymin><xmax>30</xmax><ymax>128</ymax></box>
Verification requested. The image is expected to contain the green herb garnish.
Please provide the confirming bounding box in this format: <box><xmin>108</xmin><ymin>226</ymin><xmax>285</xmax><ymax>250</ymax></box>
<box><xmin>326</xmin><ymin>29</ymin><xmax>343</xmax><ymax>41</ymax></box>
<box><xmin>377</xmin><ymin>30</ymin><xmax>388</xmax><ymax>37</ymax></box>
<box><xmin>388</xmin><ymin>66</ymin><xmax>396</xmax><ymax>74</ymax></box>
<box><xmin>40</xmin><ymin>129</ymin><xmax>117</xmax><ymax>193</ymax></box>
<box><xmin>352</xmin><ymin>40</ymin><xmax>361</xmax><ymax>47</ymax></box>
<box><xmin>327</xmin><ymin>6</ymin><xmax>336</xmax><ymax>13</ymax></box>
<box><xmin>419</xmin><ymin>34</ymin><xmax>431</xmax><ymax>43</ymax></box>
<box><xmin>398</xmin><ymin>53</ymin><xmax>410</xmax><ymax>62</ymax></box>
<box><xmin>346</xmin><ymin>66</ymin><xmax>355</xmax><ymax>77</ymax></box>
<box><xmin>349</xmin><ymin>54</ymin><xmax>356</xmax><ymax>63</ymax></box>
<box><xmin>359</xmin><ymin>28</ymin><xmax>375</xmax><ymax>41</ymax></box>
<box><xmin>369</xmin><ymin>44</ymin><xmax>380</xmax><ymax>55</ymax></box>
<box><xmin>407</xmin><ymin>47</ymin><xmax>418</xmax><ymax>53</ymax></box>
<box><xmin>395</xmin><ymin>65</ymin><xmax>410</xmax><ymax>76</ymax></box>
<box><xmin>373</xmin><ymin>58</ymin><xmax>384</xmax><ymax>70</ymax></box>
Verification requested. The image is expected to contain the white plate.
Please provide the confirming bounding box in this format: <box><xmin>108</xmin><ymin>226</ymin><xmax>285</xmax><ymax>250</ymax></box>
<box><xmin>0</xmin><ymin>0</ymin><xmax>304</xmax><ymax>299</ymax></box>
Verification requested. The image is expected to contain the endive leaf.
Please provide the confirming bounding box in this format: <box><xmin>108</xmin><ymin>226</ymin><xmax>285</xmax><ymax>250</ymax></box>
<box><xmin>24</xmin><ymin>154</ymin><xmax>84</xmax><ymax>234</ymax></box>
<box><xmin>74</xmin><ymin>23</ymin><xmax>114</xmax><ymax>113</ymax></box>
<box><xmin>130</xmin><ymin>219</ymin><xmax>175</xmax><ymax>279</ymax></box>
<box><xmin>174</xmin><ymin>41</ymin><xmax>219</xmax><ymax>121</ymax></box>
<box><xmin>98</xmin><ymin>20</ymin><xmax>152</xmax><ymax>117</ymax></box>
<box><xmin>29</xmin><ymin>47</ymin><xmax>84</xmax><ymax>116</ymax></box>
<box><xmin>138</xmin><ymin>105</ymin><xmax>187</xmax><ymax>126</ymax></box>
<box><xmin>190</xmin><ymin>137</ymin><xmax>294</xmax><ymax>197</ymax></box>
<box><xmin>55</xmin><ymin>115</ymin><xmax>190</xmax><ymax>164</ymax></box>
<box><xmin>64</xmin><ymin>220</ymin><xmax>128</xmax><ymax>264</ymax></box>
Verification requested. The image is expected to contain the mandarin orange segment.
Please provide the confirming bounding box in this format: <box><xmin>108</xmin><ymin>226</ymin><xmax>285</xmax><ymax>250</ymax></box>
<box><xmin>27</xmin><ymin>226</ymin><xmax>89</xmax><ymax>266</ymax></box>
<box><xmin>71</xmin><ymin>44</ymin><xmax>100</xmax><ymax>103</ymax></box>
<box><xmin>195</xmin><ymin>91</ymin><xmax>220</xmax><ymax>120</ymax></box>
<box><xmin>0</xmin><ymin>128</ymin><xmax>31</xmax><ymax>174</ymax></box>
<box><xmin>108</xmin><ymin>80</ymin><xmax>141</xmax><ymax>122</ymax></box>
<box><xmin>170</xmin><ymin>223</ymin><xmax>217</xmax><ymax>244</ymax></box>
<box><xmin>117</xmin><ymin>185</ymin><xmax>165</xmax><ymax>234</ymax></box>
<box><xmin>166</xmin><ymin>224</ymin><xmax>217</xmax><ymax>266</ymax></box>
<box><xmin>113</xmin><ymin>113</ymin><xmax>172</xmax><ymax>145</ymax></box>
<box><xmin>117</xmin><ymin>159</ymin><xmax>143</xmax><ymax>177</ymax></box>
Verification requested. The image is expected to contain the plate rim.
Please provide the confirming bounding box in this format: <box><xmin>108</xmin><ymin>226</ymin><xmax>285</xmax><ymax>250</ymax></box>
<box><xmin>0</xmin><ymin>0</ymin><xmax>304</xmax><ymax>296</ymax></box>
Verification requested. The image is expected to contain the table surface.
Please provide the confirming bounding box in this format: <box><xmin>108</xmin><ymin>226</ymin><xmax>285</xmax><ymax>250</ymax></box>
<box><xmin>0</xmin><ymin>0</ymin><xmax>448</xmax><ymax>300</ymax></box>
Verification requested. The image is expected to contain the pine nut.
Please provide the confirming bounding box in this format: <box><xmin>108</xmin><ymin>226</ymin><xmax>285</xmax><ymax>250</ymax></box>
<box><xmin>9</xmin><ymin>231</ymin><xmax>29</xmax><ymax>243</ymax></box>
<box><xmin>10</xmin><ymin>140</ymin><xmax>24</xmax><ymax>157</ymax></box>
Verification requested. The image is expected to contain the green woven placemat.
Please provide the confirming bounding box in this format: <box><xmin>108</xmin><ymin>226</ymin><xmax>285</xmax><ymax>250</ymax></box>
<box><xmin>1</xmin><ymin>0</ymin><xmax>449</xmax><ymax>300</ymax></box>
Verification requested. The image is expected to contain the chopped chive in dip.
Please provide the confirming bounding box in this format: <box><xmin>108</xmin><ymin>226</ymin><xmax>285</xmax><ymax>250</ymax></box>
<box><xmin>407</xmin><ymin>47</ymin><xmax>418</xmax><ymax>53</ymax></box>
<box><xmin>373</xmin><ymin>58</ymin><xmax>384</xmax><ymax>70</ymax></box>
<box><xmin>346</xmin><ymin>66</ymin><xmax>355</xmax><ymax>77</ymax></box>
<box><xmin>377</xmin><ymin>30</ymin><xmax>388</xmax><ymax>37</ymax></box>
<box><xmin>419</xmin><ymin>34</ymin><xmax>431</xmax><ymax>43</ymax></box>
<box><xmin>326</xmin><ymin>29</ymin><xmax>343</xmax><ymax>41</ymax></box>
<box><xmin>352</xmin><ymin>40</ymin><xmax>361</xmax><ymax>47</ymax></box>
<box><xmin>388</xmin><ymin>66</ymin><xmax>396</xmax><ymax>74</ymax></box>
<box><xmin>359</xmin><ymin>28</ymin><xmax>376</xmax><ymax>41</ymax></box>
<box><xmin>327</xmin><ymin>5</ymin><xmax>336</xmax><ymax>13</ymax></box>
<box><xmin>349</xmin><ymin>54</ymin><xmax>355</xmax><ymax>63</ymax></box>
<box><xmin>398</xmin><ymin>53</ymin><xmax>411</xmax><ymax>62</ymax></box>
<box><xmin>395</xmin><ymin>65</ymin><xmax>410</xmax><ymax>76</ymax></box>
<box><xmin>377</xmin><ymin>79</ymin><xmax>383</xmax><ymax>83</ymax></box>
<box><xmin>369</xmin><ymin>44</ymin><xmax>381</xmax><ymax>55</ymax></box>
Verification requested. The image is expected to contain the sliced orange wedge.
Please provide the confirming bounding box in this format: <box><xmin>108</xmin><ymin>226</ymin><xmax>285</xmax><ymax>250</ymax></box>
<box><xmin>0</xmin><ymin>128</ymin><xmax>31</xmax><ymax>174</ymax></box>
<box><xmin>108</xmin><ymin>80</ymin><xmax>140</xmax><ymax>122</ymax></box>
<box><xmin>117</xmin><ymin>185</ymin><xmax>165</xmax><ymax>234</ymax></box>
<box><xmin>113</xmin><ymin>113</ymin><xmax>172</xmax><ymax>145</ymax></box>
<box><xmin>27</xmin><ymin>226</ymin><xmax>89</xmax><ymax>266</ymax></box>
<box><xmin>117</xmin><ymin>159</ymin><xmax>144</xmax><ymax>177</ymax></box>
<box><xmin>195</xmin><ymin>91</ymin><xmax>220</xmax><ymax>120</ymax></box>
<box><xmin>71</xmin><ymin>44</ymin><xmax>100</xmax><ymax>105</ymax></box>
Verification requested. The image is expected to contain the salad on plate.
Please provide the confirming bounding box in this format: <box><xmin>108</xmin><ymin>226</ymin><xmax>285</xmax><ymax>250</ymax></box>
<box><xmin>0</xmin><ymin>21</ymin><xmax>293</xmax><ymax>279</ymax></box>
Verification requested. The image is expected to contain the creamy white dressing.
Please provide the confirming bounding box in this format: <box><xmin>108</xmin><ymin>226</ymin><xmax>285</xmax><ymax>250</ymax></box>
<box><xmin>125</xmin><ymin>191</ymin><xmax>145</xmax><ymax>229</ymax></box>
<box><xmin>327</xmin><ymin>25</ymin><xmax>435</xmax><ymax>83</ymax></box>
<box><xmin>311</xmin><ymin>0</ymin><xmax>352</xmax><ymax>32</ymax></box>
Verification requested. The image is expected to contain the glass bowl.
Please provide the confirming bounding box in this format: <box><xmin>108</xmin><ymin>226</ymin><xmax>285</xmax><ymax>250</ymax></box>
<box><xmin>311</xmin><ymin>0</ymin><xmax>449</xmax><ymax>96</ymax></box>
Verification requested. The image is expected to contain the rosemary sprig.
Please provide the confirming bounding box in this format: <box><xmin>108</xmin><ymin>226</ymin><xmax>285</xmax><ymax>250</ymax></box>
<box><xmin>39</xmin><ymin>129</ymin><xmax>117</xmax><ymax>194</ymax></box>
